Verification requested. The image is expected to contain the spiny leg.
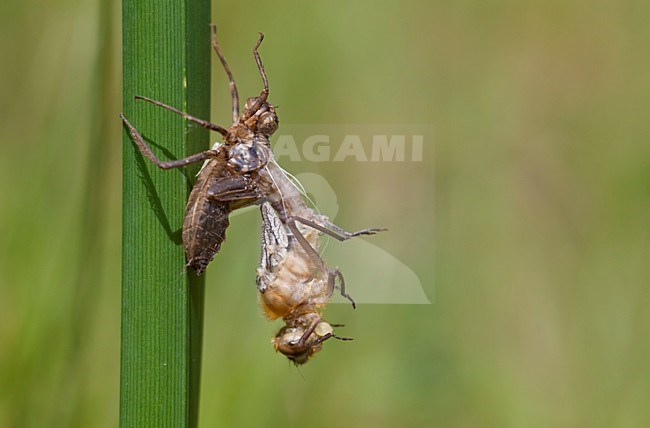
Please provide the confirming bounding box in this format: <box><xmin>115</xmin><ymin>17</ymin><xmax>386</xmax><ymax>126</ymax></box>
<box><xmin>134</xmin><ymin>95</ymin><xmax>228</xmax><ymax>136</ymax></box>
<box><xmin>241</xmin><ymin>33</ymin><xmax>269</xmax><ymax>121</ymax></box>
<box><xmin>329</xmin><ymin>268</ymin><xmax>356</xmax><ymax>309</ymax></box>
<box><xmin>210</xmin><ymin>24</ymin><xmax>239</xmax><ymax>124</ymax></box>
<box><xmin>121</xmin><ymin>113</ymin><xmax>219</xmax><ymax>169</ymax></box>
<box><xmin>306</xmin><ymin>331</ymin><xmax>353</xmax><ymax>347</ymax></box>
<box><xmin>287</xmin><ymin>215</ymin><xmax>386</xmax><ymax>242</ymax></box>
<box><xmin>331</xmin><ymin>334</ymin><xmax>354</xmax><ymax>341</ymax></box>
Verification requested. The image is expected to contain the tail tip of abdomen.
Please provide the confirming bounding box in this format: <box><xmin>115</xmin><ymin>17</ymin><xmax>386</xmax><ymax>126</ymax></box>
<box><xmin>187</xmin><ymin>257</ymin><xmax>209</xmax><ymax>275</ymax></box>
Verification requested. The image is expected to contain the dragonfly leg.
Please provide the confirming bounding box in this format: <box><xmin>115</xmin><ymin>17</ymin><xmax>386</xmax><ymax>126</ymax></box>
<box><xmin>121</xmin><ymin>113</ymin><xmax>219</xmax><ymax>169</ymax></box>
<box><xmin>328</xmin><ymin>268</ymin><xmax>356</xmax><ymax>309</ymax></box>
<box><xmin>241</xmin><ymin>33</ymin><xmax>269</xmax><ymax>120</ymax></box>
<box><xmin>297</xmin><ymin>317</ymin><xmax>322</xmax><ymax>348</ymax></box>
<box><xmin>287</xmin><ymin>215</ymin><xmax>386</xmax><ymax>242</ymax></box>
<box><xmin>210</xmin><ymin>24</ymin><xmax>239</xmax><ymax>124</ymax></box>
<box><xmin>133</xmin><ymin>96</ymin><xmax>228</xmax><ymax>136</ymax></box>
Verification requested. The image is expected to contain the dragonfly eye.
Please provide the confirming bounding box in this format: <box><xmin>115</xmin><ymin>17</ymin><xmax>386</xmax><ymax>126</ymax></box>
<box><xmin>256</xmin><ymin>107</ymin><xmax>278</xmax><ymax>137</ymax></box>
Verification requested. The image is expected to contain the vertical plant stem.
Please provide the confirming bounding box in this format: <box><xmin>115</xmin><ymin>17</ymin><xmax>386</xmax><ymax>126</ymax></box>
<box><xmin>121</xmin><ymin>0</ymin><xmax>210</xmax><ymax>427</ymax></box>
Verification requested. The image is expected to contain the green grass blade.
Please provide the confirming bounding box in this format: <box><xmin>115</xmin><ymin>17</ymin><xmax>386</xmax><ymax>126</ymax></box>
<box><xmin>121</xmin><ymin>0</ymin><xmax>210</xmax><ymax>426</ymax></box>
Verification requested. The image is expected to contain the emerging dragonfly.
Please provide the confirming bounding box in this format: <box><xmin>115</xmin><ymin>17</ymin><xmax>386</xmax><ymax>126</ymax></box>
<box><xmin>257</xmin><ymin>202</ymin><xmax>357</xmax><ymax>364</ymax></box>
<box><xmin>121</xmin><ymin>25</ymin><xmax>277</xmax><ymax>273</ymax></box>
<box><xmin>121</xmin><ymin>27</ymin><xmax>385</xmax><ymax>362</ymax></box>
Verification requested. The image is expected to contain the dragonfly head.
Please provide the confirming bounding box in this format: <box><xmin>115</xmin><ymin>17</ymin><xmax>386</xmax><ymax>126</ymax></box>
<box><xmin>243</xmin><ymin>97</ymin><xmax>278</xmax><ymax>137</ymax></box>
<box><xmin>273</xmin><ymin>325</ymin><xmax>323</xmax><ymax>365</ymax></box>
<box><xmin>272</xmin><ymin>320</ymin><xmax>345</xmax><ymax>365</ymax></box>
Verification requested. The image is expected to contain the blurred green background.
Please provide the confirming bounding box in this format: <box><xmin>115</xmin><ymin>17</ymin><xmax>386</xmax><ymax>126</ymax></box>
<box><xmin>1</xmin><ymin>0</ymin><xmax>649</xmax><ymax>427</ymax></box>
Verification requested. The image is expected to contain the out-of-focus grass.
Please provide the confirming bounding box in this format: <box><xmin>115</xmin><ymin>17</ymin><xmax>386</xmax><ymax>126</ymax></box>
<box><xmin>0</xmin><ymin>0</ymin><xmax>648</xmax><ymax>427</ymax></box>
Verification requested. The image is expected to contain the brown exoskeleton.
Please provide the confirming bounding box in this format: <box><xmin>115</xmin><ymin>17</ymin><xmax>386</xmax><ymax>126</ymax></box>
<box><xmin>121</xmin><ymin>25</ymin><xmax>276</xmax><ymax>274</ymax></box>
<box><xmin>257</xmin><ymin>202</ymin><xmax>355</xmax><ymax>364</ymax></box>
